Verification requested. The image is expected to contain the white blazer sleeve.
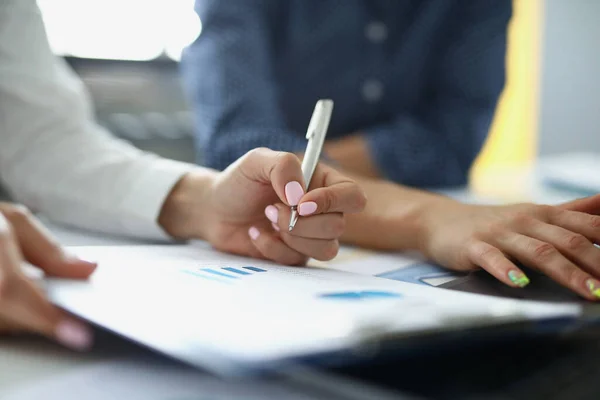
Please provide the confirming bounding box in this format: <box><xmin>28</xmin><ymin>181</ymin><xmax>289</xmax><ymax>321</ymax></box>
<box><xmin>0</xmin><ymin>0</ymin><xmax>193</xmax><ymax>240</ymax></box>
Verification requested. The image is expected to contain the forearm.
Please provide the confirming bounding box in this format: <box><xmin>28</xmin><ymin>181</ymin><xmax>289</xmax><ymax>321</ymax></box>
<box><xmin>158</xmin><ymin>168</ymin><xmax>218</xmax><ymax>241</ymax></box>
<box><xmin>340</xmin><ymin>174</ymin><xmax>459</xmax><ymax>252</ymax></box>
<box><xmin>294</xmin><ymin>147</ymin><xmax>458</xmax><ymax>252</ymax></box>
<box><xmin>4</xmin><ymin>126</ymin><xmax>193</xmax><ymax>239</ymax></box>
<box><xmin>324</xmin><ymin>134</ymin><xmax>381</xmax><ymax>179</ymax></box>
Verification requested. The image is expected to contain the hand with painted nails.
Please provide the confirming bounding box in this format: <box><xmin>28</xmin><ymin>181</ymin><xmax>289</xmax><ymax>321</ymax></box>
<box><xmin>419</xmin><ymin>194</ymin><xmax>600</xmax><ymax>300</ymax></box>
<box><xmin>161</xmin><ymin>148</ymin><xmax>366</xmax><ymax>265</ymax></box>
<box><xmin>0</xmin><ymin>203</ymin><xmax>96</xmax><ymax>349</ymax></box>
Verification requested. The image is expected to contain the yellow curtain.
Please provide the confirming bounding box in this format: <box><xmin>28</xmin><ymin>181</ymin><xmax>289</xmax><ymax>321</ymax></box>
<box><xmin>470</xmin><ymin>0</ymin><xmax>542</xmax><ymax>185</ymax></box>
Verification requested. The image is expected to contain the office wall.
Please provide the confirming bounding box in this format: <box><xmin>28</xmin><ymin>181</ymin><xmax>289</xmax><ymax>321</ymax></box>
<box><xmin>538</xmin><ymin>0</ymin><xmax>600</xmax><ymax>155</ymax></box>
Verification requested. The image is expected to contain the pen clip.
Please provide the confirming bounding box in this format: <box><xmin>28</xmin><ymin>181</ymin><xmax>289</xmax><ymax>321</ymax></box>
<box><xmin>306</xmin><ymin>99</ymin><xmax>334</xmax><ymax>140</ymax></box>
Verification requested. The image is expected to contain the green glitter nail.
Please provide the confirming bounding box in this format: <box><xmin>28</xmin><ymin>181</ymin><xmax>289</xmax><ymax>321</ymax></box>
<box><xmin>586</xmin><ymin>279</ymin><xmax>600</xmax><ymax>299</ymax></box>
<box><xmin>508</xmin><ymin>270</ymin><xmax>530</xmax><ymax>288</ymax></box>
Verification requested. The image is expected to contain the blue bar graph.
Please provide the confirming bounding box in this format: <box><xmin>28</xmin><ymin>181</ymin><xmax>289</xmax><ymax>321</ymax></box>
<box><xmin>182</xmin><ymin>270</ymin><xmax>232</xmax><ymax>284</ymax></box>
<box><xmin>319</xmin><ymin>291</ymin><xmax>402</xmax><ymax>301</ymax></box>
<box><xmin>202</xmin><ymin>268</ymin><xmax>238</xmax><ymax>279</ymax></box>
<box><xmin>243</xmin><ymin>266</ymin><xmax>267</xmax><ymax>272</ymax></box>
<box><xmin>360</xmin><ymin>291</ymin><xmax>402</xmax><ymax>299</ymax></box>
<box><xmin>319</xmin><ymin>292</ymin><xmax>362</xmax><ymax>300</ymax></box>
<box><xmin>222</xmin><ymin>267</ymin><xmax>251</xmax><ymax>275</ymax></box>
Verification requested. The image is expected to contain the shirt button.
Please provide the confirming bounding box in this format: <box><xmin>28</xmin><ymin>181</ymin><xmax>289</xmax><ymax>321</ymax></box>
<box><xmin>365</xmin><ymin>21</ymin><xmax>388</xmax><ymax>43</ymax></box>
<box><xmin>362</xmin><ymin>79</ymin><xmax>384</xmax><ymax>103</ymax></box>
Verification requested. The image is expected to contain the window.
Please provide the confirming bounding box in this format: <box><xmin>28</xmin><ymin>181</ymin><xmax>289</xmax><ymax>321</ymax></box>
<box><xmin>37</xmin><ymin>0</ymin><xmax>201</xmax><ymax>61</ymax></box>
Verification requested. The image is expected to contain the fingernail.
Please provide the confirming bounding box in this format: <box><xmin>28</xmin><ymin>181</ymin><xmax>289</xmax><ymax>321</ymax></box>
<box><xmin>264</xmin><ymin>205</ymin><xmax>279</xmax><ymax>224</ymax></box>
<box><xmin>508</xmin><ymin>270</ymin><xmax>530</xmax><ymax>288</ymax></box>
<box><xmin>298</xmin><ymin>201</ymin><xmax>318</xmax><ymax>216</ymax></box>
<box><xmin>272</xmin><ymin>223</ymin><xmax>280</xmax><ymax>232</ymax></box>
<box><xmin>285</xmin><ymin>181</ymin><xmax>304</xmax><ymax>206</ymax></box>
<box><xmin>586</xmin><ymin>279</ymin><xmax>600</xmax><ymax>299</ymax></box>
<box><xmin>55</xmin><ymin>320</ymin><xmax>93</xmax><ymax>351</ymax></box>
<box><xmin>248</xmin><ymin>226</ymin><xmax>260</xmax><ymax>240</ymax></box>
<box><xmin>64</xmin><ymin>253</ymin><xmax>97</xmax><ymax>268</ymax></box>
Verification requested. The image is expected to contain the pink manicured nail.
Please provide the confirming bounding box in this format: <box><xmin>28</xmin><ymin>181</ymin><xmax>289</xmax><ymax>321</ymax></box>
<box><xmin>285</xmin><ymin>181</ymin><xmax>304</xmax><ymax>206</ymax></box>
<box><xmin>298</xmin><ymin>201</ymin><xmax>318</xmax><ymax>216</ymax></box>
<box><xmin>64</xmin><ymin>252</ymin><xmax>97</xmax><ymax>267</ymax></box>
<box><xmin>55</xmin><ymin>320</ymin><xmax>93</xmax><ymax>351</ymax></box>
<box><xmin>248</xmin><ymin>226</ymin><xmax>260</xmax><ymax>240</ymax></box>
<box><xmin>272</xmin><ymin>223</ymin><xmax>280</xmax><ymax>232</ymax></box>
<box><xmin>264</xmin><ymin>205</ymin><xmax>279</xmax><ymax>224</ymax></box>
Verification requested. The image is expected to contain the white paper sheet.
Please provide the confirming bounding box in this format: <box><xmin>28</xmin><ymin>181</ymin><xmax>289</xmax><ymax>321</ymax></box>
<box><xmin>45</xmin><ymin>244</ymin><xmax>581</xmax><ymax>375</ymax></box>
<box><xmin>309</xmin><ymin>246</ymin><xmax>462</xmax><ymax>288</ymax></box>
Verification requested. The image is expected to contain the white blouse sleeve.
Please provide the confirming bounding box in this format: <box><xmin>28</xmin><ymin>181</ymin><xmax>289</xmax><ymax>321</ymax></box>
<box><xmin>0</xmin><ymin>0</ymin><xmax>193</xmax><ymax>240</ymax></box>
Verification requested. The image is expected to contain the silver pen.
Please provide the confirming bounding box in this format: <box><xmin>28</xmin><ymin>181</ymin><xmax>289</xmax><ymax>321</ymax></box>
<box><xmin>289</xmin><ymin>99</ymin><xmax>334</xmax><ymax>231</ymax></box>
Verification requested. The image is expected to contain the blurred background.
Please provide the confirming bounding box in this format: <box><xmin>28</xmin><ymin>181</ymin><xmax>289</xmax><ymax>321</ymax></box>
<box><xmin>38</xmin><ymin>0</ymin><xmax>201</xmax><ymax>163</ymax></box>
<box><xmin>37</xmin><ymin>0</ymin><xmax>599</xmax><ymax>184</ymax></box>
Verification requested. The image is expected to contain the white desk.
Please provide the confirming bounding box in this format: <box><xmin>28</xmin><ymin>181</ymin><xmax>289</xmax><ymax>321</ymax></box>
<box><xmin>0</xmin><ymin>167</ymin><xmax>586</xmax><ymax>398</ymax></box>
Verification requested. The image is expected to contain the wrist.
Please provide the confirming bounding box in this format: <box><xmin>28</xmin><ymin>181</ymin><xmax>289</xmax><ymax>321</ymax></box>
<box><xmin>158</xmin><ymin>169</ymin><xmax>217</xmax><ymax>240</ymax></box>
<box><xmin>415</xmin><ymin>194</ymin><xmax>470</xmax><ymax>257</ymax></box>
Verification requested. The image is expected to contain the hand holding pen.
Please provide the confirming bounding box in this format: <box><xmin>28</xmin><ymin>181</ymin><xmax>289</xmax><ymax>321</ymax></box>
<box><xmin>199</xmin><ymin>99</ymin><xmax>366</xmax><ymax>265</ymax></box>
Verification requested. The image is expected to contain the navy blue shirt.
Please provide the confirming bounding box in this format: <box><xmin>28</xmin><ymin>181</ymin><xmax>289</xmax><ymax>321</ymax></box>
<box><xmin>182</xmin><ymin>0</ymin><xmax>511</xmax><ymax>187</ymax></box>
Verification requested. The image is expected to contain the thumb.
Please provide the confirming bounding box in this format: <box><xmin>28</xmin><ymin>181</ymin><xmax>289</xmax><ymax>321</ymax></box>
<box><xmin>3</xmin><ymin>206</ymin><xmax>96</xmax><ymax>279</ymax></box>
<box><xmin>559</xmin><ymin>194</ymin><xmax>600</xmax><ymax>214</ymax></box>
<box><xmin>239</xmin><ymin>148</ymin><xmax>306</xmax><ymax>206</ymax></box>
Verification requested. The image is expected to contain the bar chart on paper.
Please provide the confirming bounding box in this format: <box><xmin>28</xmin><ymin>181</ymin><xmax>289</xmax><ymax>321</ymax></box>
<box><xmin>182</xmin><ymin>265</ymin><xmax>267</xmax><ymax>284</ymax></box>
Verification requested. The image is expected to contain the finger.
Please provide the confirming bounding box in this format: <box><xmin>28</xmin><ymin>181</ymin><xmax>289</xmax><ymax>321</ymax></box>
<box><xmin>265</xmin><ymin>204</ymin><xmax>345</xmax><ymax>240</ymax></box>
<box><xmin>516</xmin><ymin>217</ymin><xmax>600</xmax><ymax>278</ymax></box>
<box><xmin>547</xmin><ymin>208</ymin><xmax>600</xmax><ymax>245</ymax></box>
<box><xmin>209</xmin><ymin>228</ymin><xmax>267</xmax><ymax>262</ymax></box>
<box><xmin>0</xmin><ymin>317</ymin><xmax>23</xmax><ymax>334</ymax></box>
<box><xmin>0</xmin><ymin>212</ymin><xmax>21</xmax><ymax>279</ymax></box>
<box><xmin>247</xmin><ymin>226</ymin><xmax>307</xmax><ymax>266</ymax></box>
<box><xmin>0</xmin><ymin>219</ymin><xmax>93</xmax><ymax>349</ymax></box>
<box><xmin>265</xmin><ymin>202</ymin><xmax>342</xmax><ymax>261</ymax></box>
<box><xmin>559</xmin><ymin>194</ymin><xmax>600</xmax><ymax>214</ymax></box>
<box><xmin>238</xmin><ymin>148</ymin><xmax>306</xmax><ymax>207</ymax></box>
<box><xmin>494</xmin><ymin>232</ymin><xmax>600</xmax><ymax>300</ymax></box>
<box><xmin>466</xmin><ymin>240</ymin><xmax>530</xmax><ymax>288</ymax></box>
<box><xmin>0</xmin><ymin>274</ymin><xmax>92</xmax><ymax>350</ymax></box>
<box><xmin>278</xmin><ymin>232</ymin><xmax>340</xmax><ymax>261</ymax></box>
<box><xmin>299</xmin><ymin>165</ymin><xmax>367</xmax><ymax>214</ymax></box>
<box><xmin>1</xmin><ymin>205</ymin><xmax>96</xmax><ymax>279</ymax></box>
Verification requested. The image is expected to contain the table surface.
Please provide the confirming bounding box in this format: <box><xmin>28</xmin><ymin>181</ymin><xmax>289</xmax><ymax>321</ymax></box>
<box><xmin>0</xmin><ymin>166</ymin><xmax>590</xmax><ymax>398</ymax></box>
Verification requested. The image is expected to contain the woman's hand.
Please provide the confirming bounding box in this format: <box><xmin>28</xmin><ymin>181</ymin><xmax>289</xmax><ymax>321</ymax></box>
<box><xmin>421</xmin><ymin>194</ymin><xmax>600</xmax><ymax>300</ymax></box>
<box><xmin>0</xmin><ymin>203</ymin><xmax>96</xmax><ymax>348</ymax></box>
<box><xmin>159</xmin><ymin>148</ymin><xmax>366</xmax><ymax>265</ymax></box>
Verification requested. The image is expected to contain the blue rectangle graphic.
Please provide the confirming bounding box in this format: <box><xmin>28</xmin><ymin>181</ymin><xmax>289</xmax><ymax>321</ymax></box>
<box><xmin>319</xmin><ymin>291</ymin><xmax>402</xmax><ymax>301</ymax></box>
<box><xmin>359</xmin><ymin>291</ymin><xmax>402</xmax><ymax>299</ymax></box>
<box><xmin>202</xmin><ymin>268</ymin><xmax>238</xmax><ymax>279</ymax></box>
<box><xmin>243</xmin><ymin>266</ymin><xmax>267</xmax><ymax>272</ymax></box>
<box><xmin>319</xmin><ymin>292</ymin><xmax>362</xmax><ymax>300</ymax></box>
<box><xmin>182</xmin><ymin>270</ymin><xmax>231</xmax><ymax>284</ymax></box>
<box><xmin>222</xmin><ymin>267</ymin><xmax>251</xmax><ymax>275</ymax></box>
